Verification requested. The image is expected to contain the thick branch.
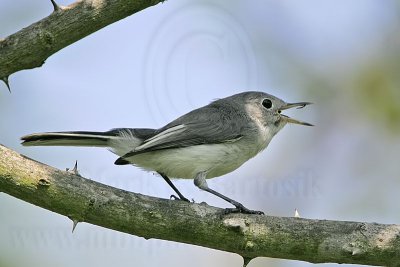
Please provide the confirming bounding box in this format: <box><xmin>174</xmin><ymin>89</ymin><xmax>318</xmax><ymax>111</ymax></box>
<box><xmin>0</xmin><ymin>144</ymin><xmax>399</xmax><ymax>266</ymax></box>
<box><xmin>0</xmin><ymin>0</ymin><xmax>164</xmax><ymax>81</ymax></box>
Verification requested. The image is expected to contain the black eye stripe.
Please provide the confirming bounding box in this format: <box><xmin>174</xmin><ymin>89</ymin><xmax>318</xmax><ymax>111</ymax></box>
<box><xmin>262</xmin><ymin>99</ymin><xmax>272</xmax><ymax>109</ymax></box>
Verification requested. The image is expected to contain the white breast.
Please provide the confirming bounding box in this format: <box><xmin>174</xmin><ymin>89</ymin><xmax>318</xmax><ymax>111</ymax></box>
<box><xmin>125</xmin><ymin>136</ymin><xmax>270</xmax><ymax>179</ymax></box>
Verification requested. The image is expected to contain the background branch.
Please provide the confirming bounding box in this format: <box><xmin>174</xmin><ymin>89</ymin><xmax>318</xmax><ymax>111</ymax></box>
<box><xmin>1</xmin><ymin>144</ymin><xmax>399</xmax><ymax>266</ymax></box>
<box><xmin>0</xmin><ymin>0</ymin><xmax>164</xmax><ymax>89</ymax></box>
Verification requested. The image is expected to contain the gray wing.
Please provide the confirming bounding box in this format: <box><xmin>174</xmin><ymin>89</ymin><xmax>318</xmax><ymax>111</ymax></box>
<box><xmin>115</xmin><ymin>103</ymin><xmax>247</xmax><ymax>164</ymax></box>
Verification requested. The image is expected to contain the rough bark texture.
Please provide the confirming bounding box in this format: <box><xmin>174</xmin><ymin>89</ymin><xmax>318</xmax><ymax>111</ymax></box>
<box><xmin>1</xmin><ymin>144</ymin><xmax>400</xmax><ymax>266</ymax></box>
<box><xmin>0</xmin><ymin>0</ymin><xmax>164</xmax><ymax>81</ymax></box>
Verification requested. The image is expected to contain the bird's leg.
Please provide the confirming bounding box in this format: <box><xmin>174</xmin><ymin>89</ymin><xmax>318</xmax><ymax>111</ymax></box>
<box><xmin>194</xmin><ymin>172</ymin><xmax>264</xmax><ymax>215</ymax></box>
<box><xmin>158</xmin><ymin>172</ymin><xmax>190</xmax><ymax>202</ymax></box>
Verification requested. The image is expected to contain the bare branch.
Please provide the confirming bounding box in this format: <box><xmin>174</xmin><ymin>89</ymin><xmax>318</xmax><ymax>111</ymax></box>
<box><xmin>1</xmin><ymin>144</ymin><xmax>400</xmax><ymax>266</ymax></box>
<box><xmin>0</xmin><ymin>0</ymin><xmax>165</xmax><ymax>86</ymax></box>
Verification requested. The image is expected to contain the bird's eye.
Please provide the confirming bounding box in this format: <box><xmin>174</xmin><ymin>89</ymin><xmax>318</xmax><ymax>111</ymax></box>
<box><xmin>262</xmin><ymin>99</ymin><xmax>272</xmax><ymax>109</ymax></box>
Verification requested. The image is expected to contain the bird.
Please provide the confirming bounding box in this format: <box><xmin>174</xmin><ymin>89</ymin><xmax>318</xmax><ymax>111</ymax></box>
<box><xmin>21</xmin><ymin>91</ymin><xmax>312</xmax><ymax>214</ymax></box>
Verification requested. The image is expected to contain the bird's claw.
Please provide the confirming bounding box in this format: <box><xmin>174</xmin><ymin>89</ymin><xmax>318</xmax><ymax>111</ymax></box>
<box><xmin>224</xmin><ymin>204</ymin><xmax>264</xmax><ymax>215</ymax></box>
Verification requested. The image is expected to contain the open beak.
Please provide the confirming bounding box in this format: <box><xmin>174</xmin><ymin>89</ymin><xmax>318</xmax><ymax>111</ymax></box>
<box><xmin>279</xmin><ymin>102</ymin><xmax>313</xmax><ymax>126</ymax></box>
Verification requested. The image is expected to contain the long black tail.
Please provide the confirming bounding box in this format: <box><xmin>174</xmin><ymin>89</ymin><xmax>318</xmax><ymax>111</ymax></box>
<box><xmin>21</xmin><ymin>131</ymin><xmax>119</xmax><ymax>147</ymax></box>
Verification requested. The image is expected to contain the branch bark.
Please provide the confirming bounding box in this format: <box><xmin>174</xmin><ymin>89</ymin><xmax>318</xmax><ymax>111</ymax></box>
<box><xmin>0</xmin><ymin>0</ymin><xmax>164</xmax><ymax>86</ymax></box>
<box><xmin>1</xmin><ymin>144</ymin><xmax>400</xmax><ymax>266</ymax></box>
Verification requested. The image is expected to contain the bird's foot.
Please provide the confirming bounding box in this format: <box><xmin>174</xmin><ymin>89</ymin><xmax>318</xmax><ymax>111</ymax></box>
<box><xmin>224</xmin><ymin>204</ymin><xmax>264</xmax><ymax>215</ymax></box>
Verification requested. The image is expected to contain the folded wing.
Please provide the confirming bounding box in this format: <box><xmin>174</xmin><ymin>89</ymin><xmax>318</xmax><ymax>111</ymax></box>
<box><xmin>115</xmin><ymin>104</ymin><xmax>245</xmax><ymax>165</ymax></box>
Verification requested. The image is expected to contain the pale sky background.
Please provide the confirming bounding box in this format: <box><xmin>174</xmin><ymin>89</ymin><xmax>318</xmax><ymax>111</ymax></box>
<box><xmin>1</xmin><ymin>1</ymin><xmax>400</xmax><ymax>267</ymax></box>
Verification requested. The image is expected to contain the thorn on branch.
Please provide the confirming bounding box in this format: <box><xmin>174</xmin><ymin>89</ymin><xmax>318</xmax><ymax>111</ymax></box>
<box><xmin>72</xmin><ymin>219</ymin><xmax>79</xmax><ymax>233</ymax></box>
<box><xmin>294</xmin><ymin>208</ymin><xmax>300</xmax><ymax>218</ymax></box>
<box><xmin>66</xmin><ymin>160</ymin><xmax>81</xmax><ymax>176</ymax></box>
<box><xmin>1</xmin><ymin>76</ymin><xmax>11</xmax><ymax>92</ymax></box>
<box><xmin>50</xmin><ymin>0</ymin><xmax>61</xmax><ymax>12</ymax></box>
<box><xmin>67</xmin><ymin>215</ymin><xmax>80</xmax><ymax>233</ymax></box>
<box><xmin>242</xmin><ymin>257</ymin><xmax>253</xmax><ymax>267</ymax></box>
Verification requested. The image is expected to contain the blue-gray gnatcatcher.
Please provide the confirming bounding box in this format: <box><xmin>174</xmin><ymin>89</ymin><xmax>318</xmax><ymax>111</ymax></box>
<box><xmin>21</xmin><ymin>91</ymin><xmax>312</xmax><ymax>214</ymax></box>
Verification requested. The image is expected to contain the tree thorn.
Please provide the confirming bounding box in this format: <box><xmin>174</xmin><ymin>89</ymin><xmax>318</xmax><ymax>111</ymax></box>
<box><xmin>72</xmin><ymin>219</ymin><xmax>79</xmax><ymax>233</ymax></box>
<box><xmin>50</xmin><ymin>0</ymin><xmax>61</xmax><ymax>12</ymax></box>
<box><xmin>66</xmin><ymin>160</ymin><xmax>80</xmax><ymax>176</ymax></box>
<box><xmin>294</xmin><ymin>208</ymin><xmax>300</xmax><ymax>218</ymax></box>
<box><xmin>242</xmin><ymin>257</ymin><xmax>253</xmax><ymax>267</ymax></box>
<box><xmin>1</xmin><ymin>76</ymin><xmax>11</xmax><ymax>92</ymax></box>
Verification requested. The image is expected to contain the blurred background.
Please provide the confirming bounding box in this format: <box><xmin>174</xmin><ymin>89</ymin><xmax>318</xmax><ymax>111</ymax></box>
<box><xmin>1</xmin><ymin>0</ymin><xmax>400</xmax><ymax>266</ymax></box>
